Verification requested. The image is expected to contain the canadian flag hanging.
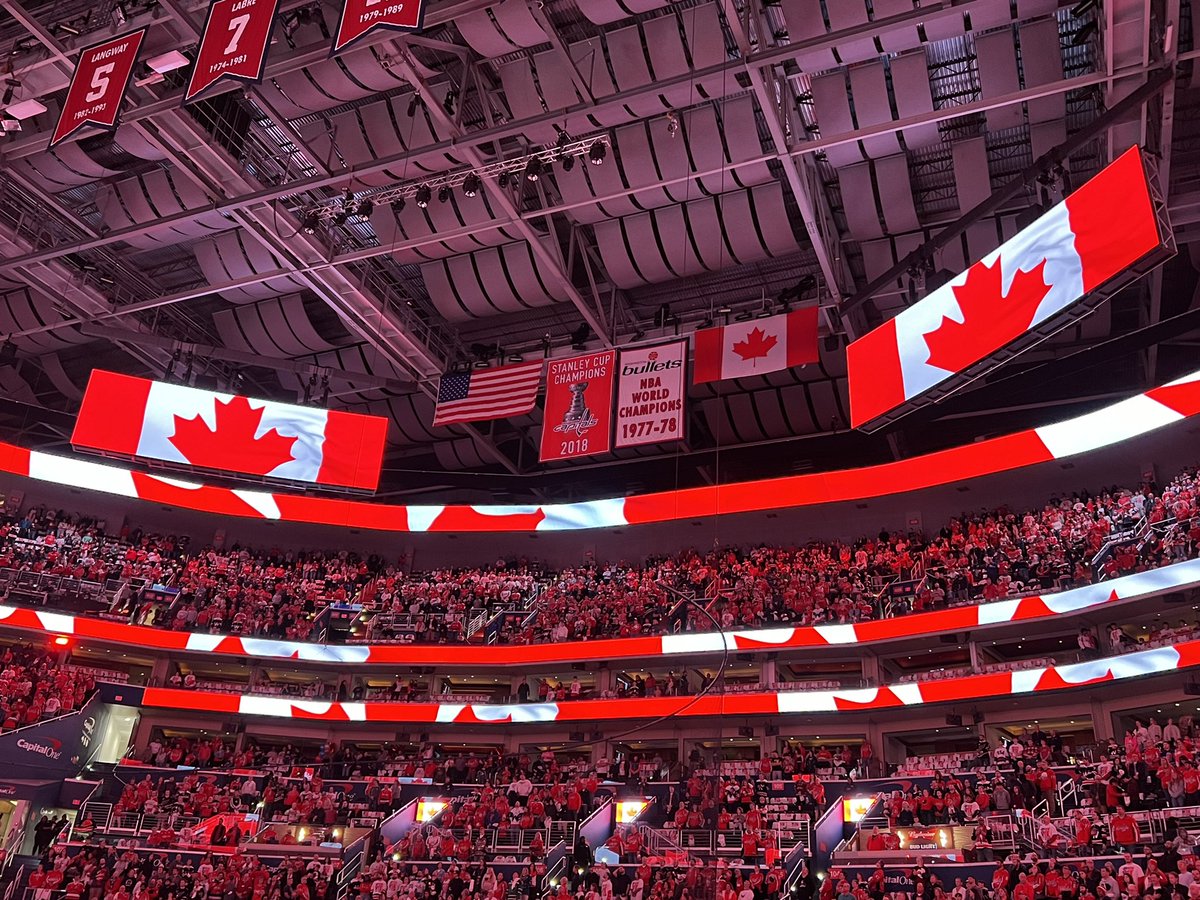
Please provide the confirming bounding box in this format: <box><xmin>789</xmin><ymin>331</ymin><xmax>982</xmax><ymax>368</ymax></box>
<box><xmin>692</xmin><ymin>306</ymin><xmax>819</xmax><ymax>384</ymax></box>
<box><xmin>847</xmin><ymin>146</ymin><xmax>1164</xmax><ymax>428</ymax></box>
<box><xmin>71</xmin><ymin>370</ymin><xmax>389</xmax><ymax>490</ymax></box>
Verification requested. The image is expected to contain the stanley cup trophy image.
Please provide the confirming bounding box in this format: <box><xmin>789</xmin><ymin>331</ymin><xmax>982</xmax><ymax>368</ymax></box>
<box><xmin>563</xmin><ymin>382</ymin><xmax>593</xmax><ymax>426</ymax></box>
<box><xmin>555</xmin><ymin>381</ymin><xmax>599</xmax><ymax>436</ymax></box>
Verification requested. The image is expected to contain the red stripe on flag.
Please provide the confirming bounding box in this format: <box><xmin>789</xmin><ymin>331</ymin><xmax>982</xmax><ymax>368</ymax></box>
<box><xmin>0</xmin><ymin>442</ymin><xmax>31</xmax><ymax>478</ymax></box>
<box><xmin>70</xmin><ymin>370</ymin><xmax>152</xmax><ymax>456</ymax></box>
<box><xmin>847</xmin><ymin>318</ymin><xmax>906</xmax><ymax>427</ymax></box>
<box><xmin>785</xmin><ymin>306</ymin><xmax>819</xmax><ymax>367</ymax></box>
<box><xmin>316</xmin><ymin>409</ymin><xmax>389</xmax><ymax>490</ymax></box>
<box><xmin>1145</xmin><ymin>378</ymin><xmax>1200</xmax><ymax>417</ymax></box>
<box><xmin>692</xmin><ymin>324</ymin><xmax>724</xmax><ymax>384</ymax></box>
<box><xmin>1066</xmin><ymin>146</ymin><xmax>1161</xmax><ymax>293</ymax></box>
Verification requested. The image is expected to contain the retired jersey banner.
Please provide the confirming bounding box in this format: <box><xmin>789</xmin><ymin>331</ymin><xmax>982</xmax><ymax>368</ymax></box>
<box><xmin>847</xmin><ymin>146</ymin><xmax>1164</xmax><ymax>428</ymax></box>
<box><xmin>332</xmin><ymin>0</ymin><xmax>424</xmax><ymax>55</ymax></box>
<box><xmin>615</xmin><ymin>341</ymin><xmax>687</xmax><ymax>449</ymax></box>
<box><xmin>185</xmin><ymin>0</ymin><xmax>280</xmax><ymax>103</ymax></box>
<box><xmin>51</xmin><ymin>30</ymin><xmax>146</xmax><ymax>147</ymax></box>
<box><xmin>71</xmin><ymin>370</ymin><xmax>389</xmax><ymax>491</ymax></box>
<box><xmin>540</xmin><ymin>351</ymin><xmax>616</xmax><ymax>463</ymax></box>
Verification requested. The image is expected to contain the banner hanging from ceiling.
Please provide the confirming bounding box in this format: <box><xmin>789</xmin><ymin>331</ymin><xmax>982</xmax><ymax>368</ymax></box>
<box><xmin>540</xmin><ymin>351</ymin><xmax>616</xmax><ymax>463</ymax></box>
<box><xmin>332</xmin><ymin>0</ymin><xmax>424</xmax><ymax>55</ymax></box>
<box><xmin>692</xmin><ymin>307</ymin><xmax>818</xmax><ymax>384</ymax></box>
<box><xmin>185</xmin><ymin>0</ymin><xmax>281</xmax><ymax>103</ymax></box>
<box><xmin>615</xmin><ymin>341</ymin><xmax>687</xmax><ymax>449</ymax></box>
<box><xmin>51</xmin><ymin>29</ymin><xmax>147</xmax><ymax>147</ymax></box>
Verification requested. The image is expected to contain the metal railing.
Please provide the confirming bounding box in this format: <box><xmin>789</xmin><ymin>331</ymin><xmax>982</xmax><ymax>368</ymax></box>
<box><xmin>80</xmin><ymin>801</ymin><xmax>203</xmax><ymax>838</ymax></box>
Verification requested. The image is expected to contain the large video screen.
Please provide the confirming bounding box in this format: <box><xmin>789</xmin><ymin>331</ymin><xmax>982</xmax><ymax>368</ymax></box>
<box><xmin>847</xmin><ymin>146</ymin><xmax>1164</xmax><ymax>428</ymax></box>
<box><xmin>71</xmin><ymin>370</ymin><xmax>388</xmax><ymax>491</ymax></box>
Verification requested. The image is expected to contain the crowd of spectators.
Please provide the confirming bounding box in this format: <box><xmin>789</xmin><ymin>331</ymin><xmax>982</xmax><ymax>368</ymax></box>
<box><xmin>821</xmin><ymin>850</ymin><xmax>1200</xmax><ymax>900</ymax></box>
<box><xmin>30</xmin><ymin>841</ymin><xmax>336</xmax><ymax>899</ymax></box>
<box><xmin>0</xmin><ymin>645</ymin><xmax>95</xmax><ymax>731</ymax></box>
<box><xmin>0</xmin><ymin>468</ymin><xmax>1195</xmax><ymax>651</ymax></box>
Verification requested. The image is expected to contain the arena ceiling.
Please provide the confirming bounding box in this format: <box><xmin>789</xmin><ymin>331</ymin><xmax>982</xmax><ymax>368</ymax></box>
<box><xmin>0</xmin><ymin>0</ymin><xmax>1197</xmax><ymax>504</ymax></box>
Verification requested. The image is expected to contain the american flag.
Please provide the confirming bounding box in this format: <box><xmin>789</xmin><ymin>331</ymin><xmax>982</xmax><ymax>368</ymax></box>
<box><xmin>432</xmin><ymin>360</ymin><xmax>543</xmax><ymax>426</ymax></box>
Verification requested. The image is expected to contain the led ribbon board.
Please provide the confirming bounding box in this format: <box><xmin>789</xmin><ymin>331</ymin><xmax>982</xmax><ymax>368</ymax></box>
<box><xmin>847</xmin><ymin>146</ymin><xmax>1170</xmax><ymax>430</ymax></box>
<box><xmin>126</xmin><ymin>639</ymin><xmax>1200</xmax><ymax>724</ymax></box>
<box><xmin>19</xmin><ymin>368</ymin><xmax>1194</xmax><ymax>530</ymax></box>
<box><xmin>3</xmin><ymin>558</ymin><xmax>1198</xmax><ymax>668</ymax></box>
<box><xmin>71</xmin><ymin>370</ymin><xmax>389</xmax><ymax>491</ymax></box>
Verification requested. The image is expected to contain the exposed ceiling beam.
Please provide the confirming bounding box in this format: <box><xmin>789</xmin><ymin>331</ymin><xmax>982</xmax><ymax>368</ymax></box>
<box><xmin>720</xmin><ymin>0</ymin><xmax>848</xmax><ymax>339</ymax></box>
<box><xmin>0</xmin><ymin>0</ymin><xmax>1060</xmax><ymax>160</ymax></box>
<box><xmin>3</xmin><ymin>61</ymin><xmax>1157</xmax><ymax>276</ymax></box>
<box><xmin>391</xmin><ymin>50</ymin><xmax>614</xmax><ymax>345</ymax></box>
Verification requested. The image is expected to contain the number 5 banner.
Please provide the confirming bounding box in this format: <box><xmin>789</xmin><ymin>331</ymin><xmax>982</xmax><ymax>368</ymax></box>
<box><xmin>615</xmin><ymin>341</ymin><xmax>687</xmax><ymax>449</ymax></box>
<box><xmin>540</xmin><ymin>351</ymin><xmax>616</xmax><ymax>463</ymax></box>
<box><xmin>185</xmin><ymin>0</ymin><xmax>281</xmax><ymax>103</ymax></box>
<box><xmin>333</xmin><ymin>0</ymin><xmax>424</xmax><ymax>55</ymax></box>
<box><xmin>51</xmin><ymin>29</ymin><xmax>146</xmax><ymax>147</ymax></box>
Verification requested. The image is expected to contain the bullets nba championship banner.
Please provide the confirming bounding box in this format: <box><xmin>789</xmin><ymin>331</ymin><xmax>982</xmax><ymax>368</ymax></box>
<box><xmin>185</xmin><ymin>0</ymin><xmax>281</xmax><ymax>103</ymax></box>
<box><xmin>51</xmin><ymin>29</ymin><xmax>146</xmax><ymax>146</ymax></box>
<box><xmin>332</xmin><ymin>0</ymin><xmax>424</xmax><ymax>54</ymax></box>
<box><xmin>540</xmin><ymin>351</ymin><xmax>616</xmax><ymax>463</ymax></box>
<box><xmin>615</xmin><ymin>341</ymin><xmax>687</xmax><ymax>449</ymax></box>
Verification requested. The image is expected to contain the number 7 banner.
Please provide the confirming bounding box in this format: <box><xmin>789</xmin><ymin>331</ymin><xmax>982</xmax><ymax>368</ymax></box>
<box><xmin>51</xmin><ymin>29</ymin><xmax>146</xmax><ymax>147</ymax></box>
<box><xmin>185</xmin><ymin>0</ymin><xmax>281</xmax><ymax>103</ymax></box>
<box><xmin>332</xmin><ymin>0</ymin><xmax>424</xmax><ymax>55</ymax></box>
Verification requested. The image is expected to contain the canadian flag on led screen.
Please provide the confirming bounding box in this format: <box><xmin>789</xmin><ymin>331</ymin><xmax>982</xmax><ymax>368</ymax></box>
<box><xmin>692</xmin><ymin>307</ymin><xmax>818</xmax><ymax>384</ymax></box>
<box><xmin>847</xmin><ymin>146</ymin><xmax>1162</xmax><ymax>428</ymax></box>
<box><xmin>71</xmin><ymin>370</ymin><xmax>388</xmax><ymax>490</ymax></box>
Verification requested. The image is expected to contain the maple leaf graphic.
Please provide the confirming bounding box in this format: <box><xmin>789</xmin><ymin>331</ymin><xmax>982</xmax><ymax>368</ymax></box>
<box><xmin>731</xmin><ymin>326</ymin><xmax>779</xmax><ymax>365</ymax></box>
<box><xmin>169</xmin><ymin>396</ymin><xmax>298</xmax><ymax>475</ymax></box>
<box><xmin>923</xmin><ymin>256</ymin><xmax>1052</xmax><ymax>373</ymax></box>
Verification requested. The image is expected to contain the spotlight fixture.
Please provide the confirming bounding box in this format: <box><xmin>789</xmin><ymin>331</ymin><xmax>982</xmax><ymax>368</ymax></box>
<box><xmin>555</xmin><ymin>130</ymin><xmax>571</xmax><ymax>152</ymax></box>
<box><xmin>391</xmin><ymin>196</ymin><xmax>406</xmax><ymax>213</ymax></box>
<box><xmin>442</xmin><ymin>89</ymin><xmax>458</xmax><ymax>117</ymax></box>
<box><xmin>438</xmin><ymin>185</ymin><xmax>452</xmax><ymax>204</ymax></box>
<box><xmin>415</xmin><ymin>185</ymin><xmax>431</xmax><ymax>208</ymax></box>
<box><xmin>561</xmin><ymin>154</ymin><xmax>575</xmax><ymax>172</ymax></box>
<box><xmin>332</xmin><ymin>208</ymin><xmax>350</xmax><ymax>226</ymax></box>
<box><xmin>589</xmin><ymin>140</ymin><xmax>607</xmax><ymax>166</ymax></box>
<box><xmin>525</xmin><ymin>157</ymin><xmax>543</xmax><ymax>182</ymax></box>
<box><xmin>498</xmin><ymin>171</ymin><xmax>511</xmax><ymax>189</ymax></box>
<box><xmin>665</xmin><ymin>110</ymin><xmax>680</xmax><ymax>137</ymax></box>
<box><xmin>462</xmin><ymin>174</ymin><xmax>480</xmax><ymax>198</ymax></box>
<box><xmin>300</xmin><ymin>210</ymin><xmax>320</xmax><ymax>234</ymax></box>
<box><xmin>407</xmin><ymin>95</ymin><xmax>420</xmax><ymax>117</ymax></box>
<box><xmin>1</xmin><ymin>79</ymin><xmax>17</xmax><ymax>105</ymax></box>
<box><xmin>356</xmin><ymin>197</ymin><xmax>374</xmax><ymax>217</ymax></box>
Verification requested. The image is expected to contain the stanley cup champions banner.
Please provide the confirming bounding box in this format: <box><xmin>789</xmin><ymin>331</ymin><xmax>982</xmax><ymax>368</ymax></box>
<box><xmin>540</xmin><ymin>351</ymin><xmax>616</xmax><ymax>463</ymax></box>
<box><xmin>615</xmin><ymin>341</ymin><xmax>687</xmax><ymax>449</ymax></box>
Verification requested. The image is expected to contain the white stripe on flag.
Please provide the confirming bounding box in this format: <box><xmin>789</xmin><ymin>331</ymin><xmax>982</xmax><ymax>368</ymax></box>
<box><xmin>432</xmin><ymin>362</ymin><xmax>542</xmax><ymax>426</ymax></box>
